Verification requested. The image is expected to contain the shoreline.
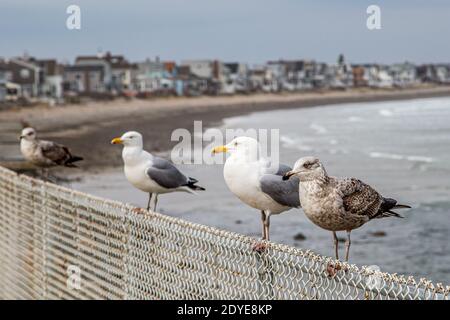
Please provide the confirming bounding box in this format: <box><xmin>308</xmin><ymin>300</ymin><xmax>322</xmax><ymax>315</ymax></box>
<box><xmin>2</xmin><ymin>85</ymin><xmax>450</xmax><ymax>171</ymax></box>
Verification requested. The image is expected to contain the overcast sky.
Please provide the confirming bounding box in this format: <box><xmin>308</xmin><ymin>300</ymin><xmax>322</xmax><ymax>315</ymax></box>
<box><xmin>1</xmin><ymin>0</ymin><xmax>450</xmax><ymax>64</ymax></box>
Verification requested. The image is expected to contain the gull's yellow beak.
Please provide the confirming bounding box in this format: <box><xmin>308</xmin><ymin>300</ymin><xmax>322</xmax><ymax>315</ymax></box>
<box><xmin>211</xmin><ymin>145</ymin><xmax>228</xmax><ymax>154</ymax></box>
<box><xmin>111</xmin><ymin>137</ymin><xmax>123</xmax><ymax>145</ymax></box>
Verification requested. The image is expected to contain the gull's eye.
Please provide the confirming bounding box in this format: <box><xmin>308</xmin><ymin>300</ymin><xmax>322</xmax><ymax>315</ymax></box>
<box><xmin>304</xmin><ymin>162</ymin><xmax>313</xmax><ymax>169</ymax></box>
<box><xmin>234</xmin><ymin>142</ymin><xmax>238</xmax><ymax>146</ymax></box>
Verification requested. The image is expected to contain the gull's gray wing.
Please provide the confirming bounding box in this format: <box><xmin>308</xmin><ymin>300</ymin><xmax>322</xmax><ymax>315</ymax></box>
<box><xmin>146</xmin><ymin>157</ymin><xmax>189</xmax><ymax>189</ymax></box>
<box><xmin>260</xmin><ymin>163</ymin><xmax>301</xmax><ymax>208</ymax></box>
<box><xmin>39</xmin><ymin>140</ymin><xmax>72</xmax><ymax>165</ymax></box>
<box><xmin>333</xmin><ymin>177</ymin><xmax>382</xmax><ymax>218</ymax></box>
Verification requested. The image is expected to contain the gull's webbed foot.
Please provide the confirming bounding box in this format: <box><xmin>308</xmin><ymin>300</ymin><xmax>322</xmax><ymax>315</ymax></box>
<box><xmin>252</xmin><ymin>239</ymin><xmax>268</xmax><ymax>253</ymax></box>
<box><xmin>326</xmin><ymin>262</ymin><xmax>342</xmax><ymax>277</ymax></box>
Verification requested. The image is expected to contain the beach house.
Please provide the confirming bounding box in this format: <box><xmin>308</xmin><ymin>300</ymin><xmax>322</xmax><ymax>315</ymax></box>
<box><xmin>180</xmin><ymin>60</ymin><xmax>226</xmax><ymax>95</ymax></box>
<box><xmin>72</xmin><ymin>52</ymin><xmax>135</xmax><ymax>95</ymax></box>
<box><xmin>174</xmin><ymin>65</ymin><xmax>209</xmax><ymax>96</ymax></box>
<box><xmin>222</xmin><ymin>63</ymin><xmax>249</xmax><ymax>94</ymax></box>
<box><xmin>0</xmin><ymin>57</ymin><xmax>40</xmax><ymax>100</ymax></box>
<box><xmin>133</xmin><ymin>57</ymin><xmax>176</xmax><ymax>96</ymax></box>
<box><xmin>32</xmin><ymin>59</ymin><xmax>64</xmax><ymax>101</ymax></box>
<box><xmin>63</xmin><ymin>65</ymin><xmax>106</xmax><ymax>95</ymax></box>
<box><xmin>389</xmin><ymin>62</ymin><xmax>418</xmax><ymax>87</ymax></box>
<box><xmin>248</xmin><ymin>65</ymin><xmax>279</xmax><ymax>93</ymax></box>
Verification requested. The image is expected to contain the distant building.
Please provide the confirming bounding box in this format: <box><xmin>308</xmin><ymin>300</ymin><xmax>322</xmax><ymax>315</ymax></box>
<box><xmin>0</xmin><ymin>57</ymin><xmax>40</xmax><ymax>100</ymax></box>
<box><xmin>0</xmin><ymin>81</ymin><xmax>21</xmax><ymax>103</ymax></box>
<box><xmin>0</xmin><ymin>62</ymin><xmax>17</xmax><ymax>102</ymax></box>
<box><xmin>0</xmin><ymin>56</ymin><xmax>65</xmax><ymax>102</ymax></box>
<box><xmin>180</xmin><ymin>60</ymin><xmax>224</xmax><ymax>95</ymax></box>
<box><xmin>389</xmin><ymin>62</ymin><xmax>418</xmax><ymax>87</ymax></box>
<box><xmin>132</xmin><ymin>57</ymin><xmax>176</xmax><ymax>94</ymax></box>
<box><xmin>222</xmin><ymin>63</ymin><xmax>249</xmax><ymax>94</ymax></box>
<box><xmin>72</xmin><ymin>52</ymin><xmax>135</xmax><ymax>94</ymax></box>
<box><xmin>433</xmin><ymin>64</ymin><xmax>450</xmax><ymax>83</ymax></box>
<box><xmin>248</xmin><ymin>65</ymin><xmax>278</xmax><ymax>93</ymax></box>
<box><xmin>2</xmin><ymin>51</ymin><xmax>448</xmax><ymax>103</ymax></box>
<box><xmin>175</xmin><ymin>65</ymin><xmax>208</xmax><ymax>96</ymax></box>
<box><xmin>375</xmin><ymin>66</ymin><xmax>394</xmax><ymax>88</ymax></box>
<box><xmin>313</xmin><ymin>62</ymin><xmax>329</xmax><ymax>88</ymax></box>
<box><xmin>326</xmin><ymin>55</ymin><xmax>353</xmax><ymax>89</ymax></box>
<box><xmin>267</xmin><ymin>60</ymin><xmax>318</xmax><ymax>91</ymax></box>
<box><xmin>352</xmin><ymin>66</ymin><xmax>367</xmax><ymax>87</ymax></box>
<box><xmin>0</xmin><ymin>61</ymin><xmax>13</xmax><ymax>101</ymax></box>
<box><xmin>352</xmin><ymin>64</ymin><xmax>393</xmax><ymax>88</ymax></box>
<box><xmin>265</xmin><ymin>61</ymin><xmax>285</xmax><ymax>91</ymax></box>
<box><xmin>63</xmin><ymin>65</ymin><xmax>106</xmax><ymax>94</ymax></box>
<box><xmin>33</xmin><ymin>59</ymin><xmax>64</xmax><ymax>100</ymax></box>
<box><xmin>181</xmin><ymin>60</ymin><xmax>216</xmax><ymax>79</ymax></box>
<box><xmin>417</xmin><ymin>65</ymin><xmax>436</xmax><ymax>83</ymax></box>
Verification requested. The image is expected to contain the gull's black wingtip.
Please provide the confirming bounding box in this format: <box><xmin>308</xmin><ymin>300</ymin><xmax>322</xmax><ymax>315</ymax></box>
<box><xmin>394</xmin><ymin>204</ymin><xmax>412</xmax><ymax>209</ymax></box>
<box><xmin>186</xmin><ymin>177</ymin><xmax>205</xmax><ymax>191</ymax></box>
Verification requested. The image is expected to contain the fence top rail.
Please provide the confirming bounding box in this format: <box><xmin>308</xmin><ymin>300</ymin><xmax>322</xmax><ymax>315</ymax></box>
<box><xmin>0</xmin><ymin>165</ymin><xmax>448</xmax><ymax>300</ymax></box>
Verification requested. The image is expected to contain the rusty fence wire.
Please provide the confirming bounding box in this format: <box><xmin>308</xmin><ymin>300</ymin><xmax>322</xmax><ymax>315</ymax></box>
<box><xmin>0</xmin><ymin>166</ymin><xmax>448</xmax><ymax>300</ymax></box>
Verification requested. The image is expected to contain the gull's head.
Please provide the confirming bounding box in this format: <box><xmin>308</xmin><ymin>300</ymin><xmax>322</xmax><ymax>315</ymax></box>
<box><xmin>20</xmin><ymin>127</ymin><xmax>36</xmax><ymax>141</ymax></box>
<box><xmin>283</xmin><ymin>156</ymin><xmax>326</xmax><ymax>181</ymax></box>
<box><xmin>111</xmin><ymin>131</ymin><xmax>143</xmax><ymax>147</ymax></box>
<box><xmin>211</xmin><ymin>136</ymin><xmax>260</xmax><ymax>160</ymax></box>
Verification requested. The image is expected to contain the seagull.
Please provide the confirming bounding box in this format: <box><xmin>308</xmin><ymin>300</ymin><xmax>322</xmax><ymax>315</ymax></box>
<box><xmin>212</xmin><ymin>136</ymin><xmax>300</xmax><ymax>241</ymax></box>
<box><xmin>111</xmin><ymin>131</ymin><xmax>205</xmax><ymax>211</ymax></box>
<box><xmin>19</xmin><ymin>127</ymin><xmax>83</xmax><ymax>176</ymax></box>
<box><xmin>283</xmin><ymin>156</ymin><xmax>411</xmax><ymax>261</ymax></box>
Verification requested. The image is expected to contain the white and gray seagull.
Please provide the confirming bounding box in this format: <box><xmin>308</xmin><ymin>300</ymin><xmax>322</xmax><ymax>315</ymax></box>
<box><xmin>283</xmin><ymin>156</ymin><xmax>411</xmax><ymax>261</ymax></box>
<box><xmin>20</xmin><ymin>127</ymin><xmax>83</xmax><ymax>176</ymax></box>
<box><xmin>212</xmin><ymin>136</ymin><xmax>300</xmax><ymax>241</ymax></box>
<box><xmin>111</xmin><ymin>131</ymin><xmax>205</xmax><ymax>211</ymax></box>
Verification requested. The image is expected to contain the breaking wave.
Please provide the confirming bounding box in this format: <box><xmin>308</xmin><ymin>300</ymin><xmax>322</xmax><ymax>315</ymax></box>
<box><xmin>369</xmin><ymin>152</ymin><xmax>434</xmax><ymax>163</ymax></box>
<box><xmin>280</xmin><ymin>135</ymin><xmax>313</xmax><ymax>151</ymax></box>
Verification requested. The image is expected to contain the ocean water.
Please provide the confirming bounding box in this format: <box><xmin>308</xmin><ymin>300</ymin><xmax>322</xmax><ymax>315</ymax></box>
<box><xmin>71</xmin><ymin>97</ymin><xmax>450</xmax><ymax>283</ymax></box>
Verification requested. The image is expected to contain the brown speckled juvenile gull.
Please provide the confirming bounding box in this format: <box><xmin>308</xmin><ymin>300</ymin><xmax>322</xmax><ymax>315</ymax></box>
<box><xmin>283</xmin><ymin>156</ymin><xmax>411</xmax><ymax>261</ymax></box>
<box><xmin>20</xmin><ymin>127</ymin><xmax>83</xmax><ymax>174</ymax></box>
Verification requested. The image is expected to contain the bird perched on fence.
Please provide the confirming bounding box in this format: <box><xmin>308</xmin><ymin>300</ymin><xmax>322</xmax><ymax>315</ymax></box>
<box><xmin>212</xmin><ymin>136</ymin><xmax>300</xmax><ymax>241</ymax></box>
<box><xmin>111</xmin><ymin>131</ymin><xmax>205</xmax><ymax>211</ymax></box>
<box><xmin>19</xmin><ymin>127</ymin><xmax>83</xmax><ymax>177</ymax></box>
<box><xmin>283</xmin><ymin>156</ymin><xmax>411</xmax><ymax>262</ymax></box>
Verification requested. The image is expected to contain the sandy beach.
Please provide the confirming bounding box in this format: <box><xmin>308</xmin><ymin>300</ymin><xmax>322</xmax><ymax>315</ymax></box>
<box><xmin>2</xmin><ymin>85</ymin><xmax>450</xmax><ymax>171</ymax></box>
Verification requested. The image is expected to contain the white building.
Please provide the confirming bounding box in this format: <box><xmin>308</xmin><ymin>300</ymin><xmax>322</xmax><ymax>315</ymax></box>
<box><xmin>181</xmin><ymin>60</ymin><xmax>218</xmax><ymax>79</ymax></box>
<box><xmin>389</xmin><ymin>62</ymin><xmax>418</xmax><ymax>87</ymax></box>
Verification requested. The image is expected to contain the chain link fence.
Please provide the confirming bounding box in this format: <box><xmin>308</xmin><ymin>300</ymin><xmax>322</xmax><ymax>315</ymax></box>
<box><xmin>0</xmin><ymin>166</ymin><xmax>448</xmax><ymax>300</ymax></box>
